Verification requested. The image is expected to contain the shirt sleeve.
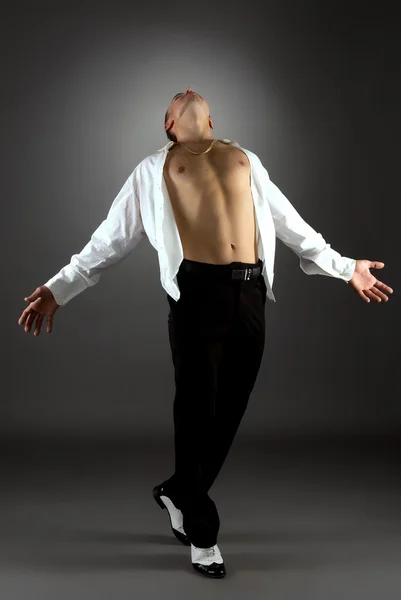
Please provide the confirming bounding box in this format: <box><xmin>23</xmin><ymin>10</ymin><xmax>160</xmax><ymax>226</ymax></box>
<box><xmin>259</xmin><ymin>161</ymin><xmax>356</xmax><ymax>282</ymax></box>
<box><xmin>43</xmin><ymin>173</ymin><xmax>147</xmax><ymax>306</ymax></box>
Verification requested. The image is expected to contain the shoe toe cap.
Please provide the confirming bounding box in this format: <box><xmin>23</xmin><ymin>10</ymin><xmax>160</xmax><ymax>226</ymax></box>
<box><xmin>193</xmin><ymin>561</ymin><xmax>226</xmax><ymax>578</ymax></box>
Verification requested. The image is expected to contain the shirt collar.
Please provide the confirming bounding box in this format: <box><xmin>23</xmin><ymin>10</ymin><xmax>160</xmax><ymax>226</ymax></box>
<box><xmin>157</xmin><ymin>141</ymin><xmax>176</xmax><ymax>152</ymax></box>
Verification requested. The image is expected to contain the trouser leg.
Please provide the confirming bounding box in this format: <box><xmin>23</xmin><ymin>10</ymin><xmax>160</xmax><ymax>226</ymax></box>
<box><xmin>163</xmin><ymin>262</ymin><xmax>266</xmax><ymax>547</ymax></box>
<box><xmin>200</xmin><ymin>277</ymin><xmax>266</xmax><ymax>492</ymax></box>
<box><xmin>165</xmin><ymin>292</ymin><xmax>223</xmax><ymax>547</ymax></box>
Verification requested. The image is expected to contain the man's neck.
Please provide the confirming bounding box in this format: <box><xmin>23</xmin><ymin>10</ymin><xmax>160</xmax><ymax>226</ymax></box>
<box><xmin>176</xmin><ymin>136</ymin><xmax>215</xmax><ymax>151</ymax></box>
<box><xmin>176</xmin><ymin>132</ymin><xmax>214</xmax><ymax>144</ymax></box>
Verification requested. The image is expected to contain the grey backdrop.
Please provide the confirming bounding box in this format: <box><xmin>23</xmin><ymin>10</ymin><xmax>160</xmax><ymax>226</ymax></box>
<box><xmin>4</xmin><ymin>1</ymin><xmax>400</xmax><ymax>440</ymax></box>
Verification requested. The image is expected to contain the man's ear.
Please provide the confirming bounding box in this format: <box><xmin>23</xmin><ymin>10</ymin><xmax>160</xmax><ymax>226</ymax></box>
<box><xmin>209</xmin><ymin>117</ymin><xmax>214</xmax><ymax>129</ymax></box>
<box><xmin>165</xmin><ymin>119</ymin><xmax>174</xmax><ymax>131</ymax></box>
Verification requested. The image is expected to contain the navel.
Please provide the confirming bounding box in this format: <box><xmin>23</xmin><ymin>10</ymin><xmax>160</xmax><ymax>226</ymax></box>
<box><xmin>177</xmin><ymin>165</ymin><xmax>185</xmax><ymax>173</ymax></box>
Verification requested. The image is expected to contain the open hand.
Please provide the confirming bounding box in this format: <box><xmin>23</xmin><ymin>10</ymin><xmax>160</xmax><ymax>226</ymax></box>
<box><xmin>347</xmin><ymin>260</ymin><xmax>393</xmax><ymax>303</ymax></box>
<box><xmin>18</xmin><ymin>285</ymin><xmax>60</xmax><ymax>336</ymax></box>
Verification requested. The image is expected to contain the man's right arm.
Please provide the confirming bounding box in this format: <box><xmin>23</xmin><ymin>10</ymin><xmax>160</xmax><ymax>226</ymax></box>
<box><xmin>44</xmin><ymin>171</ymin><xmax>147</xmax><ymax>306</ymax></box>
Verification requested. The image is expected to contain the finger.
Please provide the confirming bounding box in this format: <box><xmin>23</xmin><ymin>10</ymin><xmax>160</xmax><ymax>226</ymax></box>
<box><xmin>375</xmin><ymin>280</ymin><xmax>393</xmax><ymax>295</ymax></box>
<box><xmin>23</xmin><ymin>312</ymin><xmax>31</xmax><ymax>331</ymax></box>
<box><xmin>25</xmin><ymin>311</ymin><xmax>38</xmax><ymax>332</ymax></box>
<box><xmin>24</xmin><ymin>312</ymin><xmax>34</xmax><ymax>332</ymax></box>
<box><xmin>30</xmin><ymin>297</ymin><xmax>42</xmax><ymax>307</ymax></box>
<box><xmin>365</xmin><ymin>289</ymin><xmax>382</xmax><ymax>303</ymax></box>
<box><xmin>30</xmin><ymin>312</ymin><xmax>41</xmax><ymax>333</ymax></box>
<box><xmin>18</xmin><ymin>306</ymin><xmax>32</xmax><ymax>326</ymax></box>
<box><xmin>19</xmin><ymin>298</ymin><xmax>42</xmax><ymax>327</ymax></box>
<box><xmin>371</xmin><ymin>286</ymin><xmax>389</xmax><ymax>302</ymax></box>
<box><xmin>369</xmin><ymin>261</ymin><xmax>385</xmax><ymax>269</ymax></box>
<box><xmin>22</xmin><ymin>299</ymin><xmax>43</xmax><ymax>329</ymax></box>
<box><xmin>46</xmin><ymin>314</ymin><xmax>53</xmax><ymax>334</ymax></box>
<box><xmin>357</xmin><ymin>289</ymin><xmax>371</xmax><ymax>303</ymax></box>
<box><xmin>34</xmin><ymin>314</ymin><xmax>44</xmax><ymax>337</ymax></box>
<box><xmin>25</xmin><ymin>288</ymin><xmax>41</xmax><ymax>303</ymax></box>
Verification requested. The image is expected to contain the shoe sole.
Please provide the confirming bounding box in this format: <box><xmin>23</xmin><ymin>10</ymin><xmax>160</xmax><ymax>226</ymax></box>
<box><xmin>153</xmin><ymin>485</ymin><xmax>191</xmax><ymax>546</ymax></box>
<box><xmin>192</xmin><ymin>563</ymin><xmax>226</xmax><ymax>578</ymax></box>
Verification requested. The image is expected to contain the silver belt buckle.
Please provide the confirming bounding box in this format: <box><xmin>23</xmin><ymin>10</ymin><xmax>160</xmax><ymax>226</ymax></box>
<box><xmin>245</xmin><ymin>268</ymin><xmax>252</xmax><ymax>281</ymax></box>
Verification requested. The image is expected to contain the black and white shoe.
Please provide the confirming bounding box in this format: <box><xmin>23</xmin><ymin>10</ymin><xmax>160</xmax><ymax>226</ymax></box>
<box><xmin>152</xmin><ymin>483</ymin><xmax>190</xmax><ymax>546</ymax></box>
<box><xmin>191</xmin><ymin>543</ymin><xmax>226</xmax><ymax>578</ymax></box>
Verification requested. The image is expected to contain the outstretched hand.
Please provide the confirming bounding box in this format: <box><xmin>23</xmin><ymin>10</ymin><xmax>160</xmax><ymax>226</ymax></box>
<box><xmin>18</xmin><ymin>285</ymin><xmax>60</xmax><ymax>336</ymax></box>
<box><xmin>347</xmin><ymin>260</ymin><xmax>393</xmax><ymax>303</ymax></box>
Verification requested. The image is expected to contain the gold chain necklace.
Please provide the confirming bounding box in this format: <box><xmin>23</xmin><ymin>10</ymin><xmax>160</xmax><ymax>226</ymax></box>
<box><xmin>179</xmin><ymin>138</ymin><xmax>218</xmax><ymax>155</ymax></box>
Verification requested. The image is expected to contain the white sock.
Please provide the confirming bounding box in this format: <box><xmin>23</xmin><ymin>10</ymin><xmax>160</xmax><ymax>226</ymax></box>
<box><xmin>191</xmin><ymin>543</ymin><xmax>223</xmax><ymax>565</ymax></box>
<box><xmin>160</xmin><ymin>494</ymin><xmax>185</xmax><ymax>534</ymax></box>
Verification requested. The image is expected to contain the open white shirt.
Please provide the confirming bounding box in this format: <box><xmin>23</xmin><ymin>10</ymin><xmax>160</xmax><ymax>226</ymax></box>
<box><xmin>44</xmin><ymin>139</ymin><xmax>356</xmax><ymax>306</ymax></box>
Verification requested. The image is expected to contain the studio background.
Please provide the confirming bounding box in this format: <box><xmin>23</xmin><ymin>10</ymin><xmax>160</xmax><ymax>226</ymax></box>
<box><xmin>2</xmin><ymin>3</ymin><xmax>401</xmax><ymax>598</ymax></box>
<box><xmin>3</xmin><ymin>2</ymin><xmax>400</xmax><ymax>441</ymax></box>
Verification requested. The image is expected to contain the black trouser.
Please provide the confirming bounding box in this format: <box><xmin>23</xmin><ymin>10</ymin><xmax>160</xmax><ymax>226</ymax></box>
<box><xmin>162</xmin><ymin>258</ymin><xmax>267</xmax><ymax>548</ymax></box>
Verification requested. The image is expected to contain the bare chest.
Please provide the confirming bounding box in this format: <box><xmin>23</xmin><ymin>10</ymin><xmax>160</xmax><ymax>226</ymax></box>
<box><xmin>162</xmin><ymin>142</ymin><xmax>251</xmax><ymax>196</ymax></box>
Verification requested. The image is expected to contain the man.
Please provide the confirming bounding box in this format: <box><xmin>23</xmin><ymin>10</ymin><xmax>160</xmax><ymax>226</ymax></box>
<box><xmin>18</xmin><ymin>88</ymin><xmax>393</xmax><ymax>579</ymax></box>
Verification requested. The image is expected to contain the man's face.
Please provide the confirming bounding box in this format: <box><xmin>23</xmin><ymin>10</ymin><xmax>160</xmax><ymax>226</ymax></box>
<box><xmin>165</xmin><ymin>88</ymin><xmax>210</xmax><ymax>132</ymax></box>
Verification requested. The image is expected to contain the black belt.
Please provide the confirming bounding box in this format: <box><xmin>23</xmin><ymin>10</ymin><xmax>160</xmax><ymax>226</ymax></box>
<box><xmin>180</xmin><ymin>260</ymin><xmax>262</xmax><ymax>281</ymax></box>
<box><xmin>231</xmin><ymin>265</ymin><xmax>262</xmax><ymax>280</ymax></box>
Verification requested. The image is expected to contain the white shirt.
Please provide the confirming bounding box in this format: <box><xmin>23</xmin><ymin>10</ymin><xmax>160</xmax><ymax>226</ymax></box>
<box><xmin>44</xmin><ymin>139</ymin><xmax>356</xmax><ymax>306</ymax></box>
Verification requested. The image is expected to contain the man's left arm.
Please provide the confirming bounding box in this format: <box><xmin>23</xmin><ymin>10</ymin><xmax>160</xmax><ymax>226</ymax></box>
<box><xmin>261</xmin><ymin>163</ymin><xmax>393</xmax><ymax>303</ymax></box>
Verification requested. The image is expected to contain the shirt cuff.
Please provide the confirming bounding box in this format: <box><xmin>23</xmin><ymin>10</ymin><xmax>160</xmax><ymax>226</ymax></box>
<box><xmin>43</xmin><ymin>265</ymin><xmax>90</xmax><ymax>306</ymax></box>
<box><xmin>338</xmin><ymin>258</ymin><xmax>357</xmax><ymax>283</ymax></box>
